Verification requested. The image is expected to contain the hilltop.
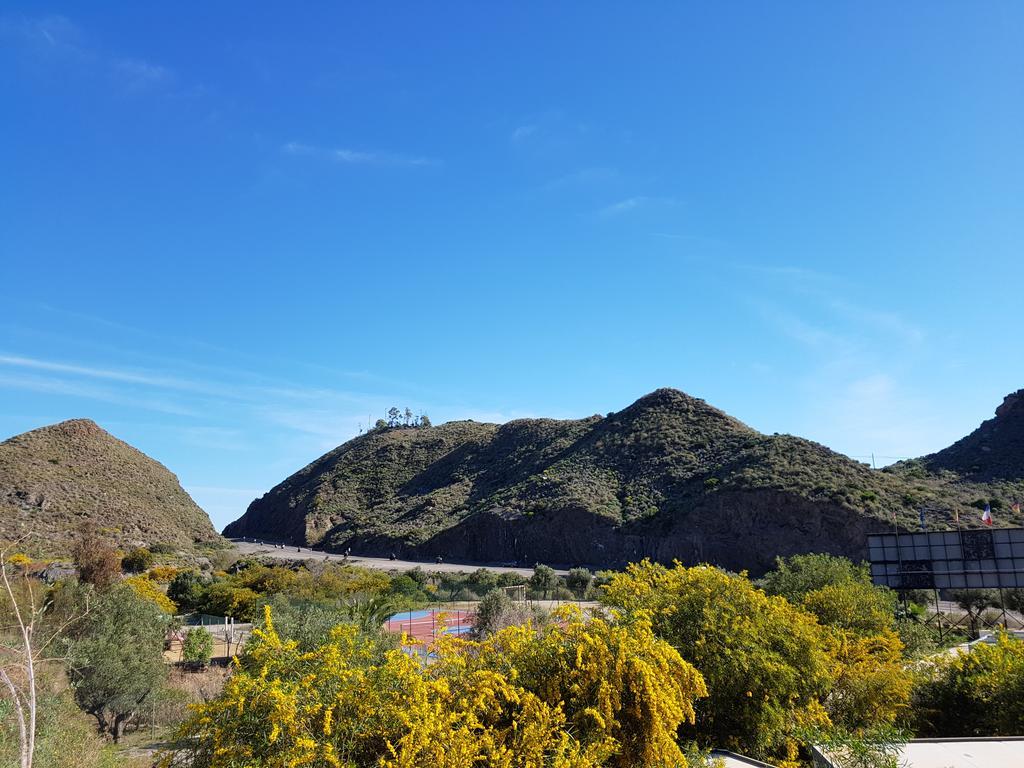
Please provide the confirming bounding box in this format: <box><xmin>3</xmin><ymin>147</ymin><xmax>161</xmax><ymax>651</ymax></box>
<box><xmin>884</xmin><ymin>389</ymin><xmax>1024</xmax><ymax>526</ymax></box>
<box><xmin>227</xmin><ymin>388</ymin><xmax>1024</xmax><ymax>572</ymax></box>
<box><xmin>0</xmin><ymin>419</ymin><xmax>221</xmax><ymax>554</ymax></box>
<box><xmin>918</xmin><ymin>389</ymin><xmax>1024</xmax><ymax>481</ymax></box>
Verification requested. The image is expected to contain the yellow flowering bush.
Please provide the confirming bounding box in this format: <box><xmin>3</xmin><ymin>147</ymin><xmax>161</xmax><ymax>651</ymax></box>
<box><xmin>7</xmin><ymin>552</ymin><xmax>33</xmax><ymax>568</ymax></box>
<box><xmin>433</xmin><ymin>605</ymin><xmax>707</xmax><ymax>767</ymax></box>
<box><xmin>821</xmin><ymin>626</ymin><xmax>911</xmax><ymax>729</ymax></box>
<box><xmin>601</xmin><ymin>561</ymin><xmax>835</xmax><ymax>765</ymax></box>
<box><xmin>765</xmin><ymin>557</ymin><xmax>912</xmax><ymax>731</ymax></box>
<box><xmin>147</xmin><ymin>564</ymin><xmax>180</xmax><ymax>583</ymax></box>
<box><xmin>124</xmin><ymin>574</ymin><xmax>177</xmax><ymax>614</ymax></box>
<box><xmin>600</xmin><ymin>560</ymin><xmax>913</xmax><ymax>766</ymax></box>
<box><xmin>158</xmin><ymin>605</ymin><xmax>707</xmax><ymax>768</ymax></box>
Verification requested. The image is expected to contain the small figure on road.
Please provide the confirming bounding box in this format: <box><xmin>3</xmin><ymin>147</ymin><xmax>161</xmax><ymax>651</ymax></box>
<box><xmin>435</xmin><ymin>555</ymin><xmax>443</xmax><ymax>565</ymax></box>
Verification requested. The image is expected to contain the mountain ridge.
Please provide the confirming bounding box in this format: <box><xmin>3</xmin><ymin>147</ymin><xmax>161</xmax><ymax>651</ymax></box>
<box><xmin>917</xmin><ymin>389</ymin><xmax>1024</xmax><ymax>481</ymax></box>
<box><xmin>226</xmin><ymin>387</ymin><xmax>1024</xmax><ymax>572</ymax></box>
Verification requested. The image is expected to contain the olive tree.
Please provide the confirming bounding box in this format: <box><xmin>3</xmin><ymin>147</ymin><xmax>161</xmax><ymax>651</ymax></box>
<box><xmin>70</xmin><ymin>585</ymin><xmax>168</xmax><ymax>742</ymax></box>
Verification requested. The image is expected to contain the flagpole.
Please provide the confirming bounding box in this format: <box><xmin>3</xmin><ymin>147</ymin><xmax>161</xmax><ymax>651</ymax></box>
<box><xmin>954</xmin><ymin>507</ymin><xmax>966</xmax><ymax>622</ymax></box>
<box><xmin>891</xmin><ymin>509</ymin><xmax>904</xmax><ymax>594</ymax></box>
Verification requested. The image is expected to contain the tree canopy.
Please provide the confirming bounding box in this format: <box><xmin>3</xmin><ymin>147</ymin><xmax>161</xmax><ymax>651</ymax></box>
<box><xmin>159</xmin><ymin>605</ymin><xmax>707</xmax><ymax>768</ymax></box>
<box><xmin>600</xmin><ymin>560</ymin><xmax>910</xmax><ymax>766</ymax></box>
<box><xmin>913</xmin><ymin>632</ymin><xmax>1024</xmax><ymax>737</ymax></box>
<box><xmin>70</xmin><ymin>585</ymin><xmax>169</xmax><ymax>742</ymax></box>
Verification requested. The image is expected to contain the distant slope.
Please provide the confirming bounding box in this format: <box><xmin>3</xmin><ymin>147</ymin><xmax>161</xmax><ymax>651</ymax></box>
<box><xmin>0</xmin><ymin>419</ymin><xmax>221</xmax><ymax>553</ymax></box>
<box><xmin>228</xmin><ymin>388</ymin><xmax>1009</xmax><ymax>573</ymax></box>
<box><xmin>883</xmin><ymin>389</ymin><xmax>1024</xmax><ymax>528</ymax></box>
<box><xmin>919</xmin><ymin>389</ymin><xmax>1024</xmax><ymax>481</ymax></box>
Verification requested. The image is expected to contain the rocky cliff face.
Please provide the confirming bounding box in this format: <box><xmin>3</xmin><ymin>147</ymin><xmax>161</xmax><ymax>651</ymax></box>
<box><xmin>0</xmin><ymin>419</ymin><xmax>221</xmax><ymax>553</ymax></box>
<box><xmin>353</xmin><ymin>490</ymin><xmax>876</xmax><ymax>575</ymax></box>
<box><xmin>225</xmin><ymin>388</ymin><xmax>961</xmax><ymax>573</ymax></box>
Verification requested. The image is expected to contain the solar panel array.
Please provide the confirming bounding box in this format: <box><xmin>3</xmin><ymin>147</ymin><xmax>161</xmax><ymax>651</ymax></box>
<box><xmin>867</xmin><ymin>527</ymin><xmax>1024</xmax><ymax>590</ymax></box>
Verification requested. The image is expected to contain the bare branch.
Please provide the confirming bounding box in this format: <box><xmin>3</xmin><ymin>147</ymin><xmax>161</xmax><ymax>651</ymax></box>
<box><xmin>0</xmin><ymin>666</ymin><xmax>28</xmax><ymax>767</ymax></box>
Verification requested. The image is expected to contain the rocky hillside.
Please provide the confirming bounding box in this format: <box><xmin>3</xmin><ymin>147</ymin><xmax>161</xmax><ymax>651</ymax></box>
<box><xmin>881</xmin><ymin>390</ymin><xmax>1024</xmax><ymax>529</ymax></box>
<box><xmin>227</xmin><ymin>388</ymin><xmax>1023</xmax><ymax>572</ymax></box>
<box><xmin>918</xmin><ymin>389</ymin><xmax>1024</xmax><ymax>481</ymax></box>
<box><xmin>0</xmin><ymin>419</ymin><xmax>221</xmax><ymax>554</ymax></box>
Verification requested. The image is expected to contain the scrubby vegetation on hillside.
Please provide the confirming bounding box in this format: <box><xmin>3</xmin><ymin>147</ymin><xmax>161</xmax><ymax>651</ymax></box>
<box><xmin>227</xmin><ymin>388</ymin><xmax>1024</xmax><ymax>569</ymax></box>
<box><xmin>6</xmin><ymin>526</ymin><xmax>1024</xmax><ymax>768</ymax></box>
<box><xmin>0</xmin><ymin>419</ymin><xmax>221</xmax><ymax>555</ymax></box>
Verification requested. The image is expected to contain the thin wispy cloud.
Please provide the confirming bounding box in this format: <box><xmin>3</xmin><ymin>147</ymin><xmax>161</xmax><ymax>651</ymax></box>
<box><xmin>511</xmin><ymin>124</ymin><xmax>538</xmax><ymax>142</ymax></box>
<box><xmin>0</xmin><ymin>14</ymin><xmax>83</xmax><ymax>51</ymax></box>
<box><xmin>827</xmin><ymin>298</ymin><xmax>925</xmax><ymax>347</ymax></box>
<box><xmin>745</xmin><ymin>265</ymin><xmax>938</xmax><ymax>460</ymax></box>
<box><xmin>598</xmin><ymin>196</ymin><xmax>682</xmax><ymax>217</ymax></box>
<box><xmin>0</xmin><ymin>372</ymin><xmax>198</xmax><ymax>417</ymax></box>
<box><xmin>0</xmin><ymin>350</ymin><xmax>421</xmax><ymax>444</ymax></box>
<box><xmin>0</xmin><ymin>13</ymin><xmax>174</xmax><ymax>92</ymax></box>
<box><xmin>20</xmin><ymin>303</ymin><xmax>428</xmax><ymax>396</ymax></box>
<box><xmin>112</xmin><ymin>57</ymin><xmax>173</xmax><ymax>89</ymax></box>
<box><xmin>282</xmin><ymin>141</ymin><xmax>440</xmax><ymax>168</ymax></box>
<box><xmin>0</xmin><ymin>354</ymin><xmax>200</xmax><ymax>390</ymax></box>
<box><xmin>745</xmin><ymin>265</ymin><xmax>926</xmax><ymax>348</ymax></box>
<box><xmin>599</xmin><ymin>197</ymin><xmax>645</xmax><ymax>216</ymax></box>
<box><xmin>755</xmin><ymin>305</ymin><xmax>846</xmax><ymax>351</ymax></box>
<box><xmin>543</xmin><ymin>166</ymin><xmax>617</xmax><ymax>190</ymax></box>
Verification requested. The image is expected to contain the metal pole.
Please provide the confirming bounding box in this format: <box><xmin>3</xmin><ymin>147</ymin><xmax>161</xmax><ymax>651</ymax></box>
<box><xmin>892</xmin><ymin>512</ymin><xmax>905</xmax><ymax>597</ymax></box>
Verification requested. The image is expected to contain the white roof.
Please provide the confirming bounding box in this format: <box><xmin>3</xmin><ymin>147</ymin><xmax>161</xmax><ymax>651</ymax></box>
<box><xmin>709</xmin><ymin>750</ymin><xmax>777</xmax><ymax>767</ymax></box>
<box><xmin>896</xmin><ymin>739</ymin><xmax>1024</xmax><ymax>768</ymax></box>
<box><xmin>815</xmin><ymin>739</ymin><xmax>1024</xmax><ymax>768</ymax></box>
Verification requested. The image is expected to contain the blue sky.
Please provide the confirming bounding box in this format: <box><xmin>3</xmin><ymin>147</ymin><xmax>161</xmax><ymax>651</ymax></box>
<box><xmin>2</xmin><ymin>4</ymin><xmax>1022</xmax><ymax>529</ymax></box>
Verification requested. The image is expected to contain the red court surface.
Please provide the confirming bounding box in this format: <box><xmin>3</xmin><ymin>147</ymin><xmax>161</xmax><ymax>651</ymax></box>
<box><xmin>385</xmin><ymin>608</ymin><xmax>474</xmax><ymax>644</ymax></box>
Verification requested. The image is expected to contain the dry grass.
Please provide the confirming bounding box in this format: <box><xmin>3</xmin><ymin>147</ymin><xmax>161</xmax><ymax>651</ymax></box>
<box><xmin>0</xmin><ymin>418</ymin><xmax>222</xmax><ymax>556</ymax></box>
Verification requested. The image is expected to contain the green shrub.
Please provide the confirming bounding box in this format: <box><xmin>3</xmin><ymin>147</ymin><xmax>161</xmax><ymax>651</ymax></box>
<box><xmin>121</xmin><ymin>547</ymin><xmax>154</xmax><ymax>574</ymax></box>
<box><xmin>566</xmin><ymin>567</ymin><xmax>593</xmax><ymax>598</ymax></box>
<box><xmin>168</xmin><ymin>571</ymin><xmax>209</xmax><ymax>613</ymax></box>
<box><xmin>913</xmin><ymin>632</ymin><xmax>1024</xmax><ymax>736</ymax></box>
<box><xmin>203</xmin><ymin>583</ymin><xmax>261</xmax><ymax>621</ymax></box>
<box><xmin>472</xmin><ymin>589</ymin><xmax>538</xmax><ymax>638</ymax></box>
<box><xmin>528</xmin><ymin>564</ymin><xmax>558</xmax><ymax>599</ymax></box>
<box><xmin>387</xmin><ymin>573</ymin><xmax>429</xmax><ymax>603</ymax></box>
<box><xmin>182</xmin><ymin>627</ymin><xmax>215</xmax><ymax>667</ymax></box>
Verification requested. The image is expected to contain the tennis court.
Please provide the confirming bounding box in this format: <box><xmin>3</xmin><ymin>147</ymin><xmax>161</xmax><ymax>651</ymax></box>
<box><xmin>385</xmin><ymin>608</ymin><xmax>474</xmax><ymax>643</ymax></box>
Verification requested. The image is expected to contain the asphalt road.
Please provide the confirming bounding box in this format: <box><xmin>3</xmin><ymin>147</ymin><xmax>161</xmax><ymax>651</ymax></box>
<box><xmin>228</xmin><ymin>538</ymin><xmax>568</xmax><ymax>576</ymax></box>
